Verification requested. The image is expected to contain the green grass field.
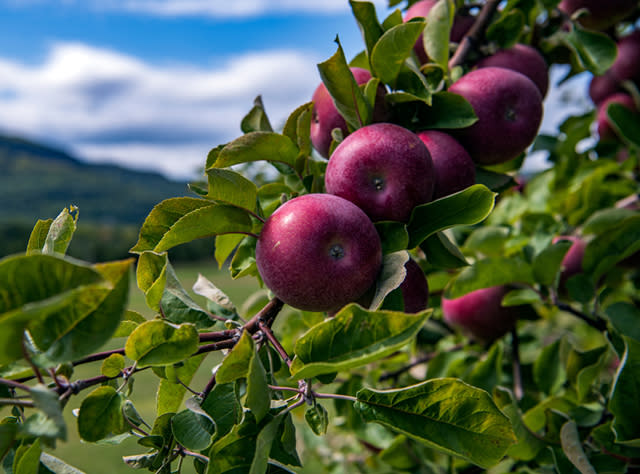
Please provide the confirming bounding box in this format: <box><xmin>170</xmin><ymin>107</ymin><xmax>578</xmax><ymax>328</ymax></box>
<box><xmin>46</xmin><ymin>261</ymin><xmax>263</xmax><ymax>474</ymax></box>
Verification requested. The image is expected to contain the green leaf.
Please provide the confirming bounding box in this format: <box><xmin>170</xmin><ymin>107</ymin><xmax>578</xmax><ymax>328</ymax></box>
<box><xmin>0</xmin><ymin>254</ymin><xmax>106</xmax><ymax>365</ymax></box>
<box><xmin>349</xmin><ymin>0</ymin><xmax>384</xmax><ymax>60</ymax></box>
<box><xmin>368</xmin><ymin>251</ymin><xmax>409</xmax><ymax>310</ymax></box>
<box><xmin>101</xmin><ymin>353</ymin><xmax>125</xmax><ymax>378</ymax></box>
<box><xmin>161</xmin><ymin>264</ymin><xmax>214</xmax><ymax>329</ymax></box>
<box><xmin>607</xmin><ymin>102</ymin><xmax>640</xmax><ymax>148</ymax></box>
<box><xmin>241</xmin><ymin>95</ymin><xmax>273</xmax><ymax>133</ymax></box>
<box><xmin>216</xmin><ymin>330</ymin><xmax>254</xmax><ymax>383</ymax></box>
<box><xmin>201</xmin><ymin>383</ymin><xmax>242</xmax><ymax>441</ymax></box>
<box><xmin>77</xmin><ymin>386</ymin><xmax>127</xmax><ymax>442</ymax></box>
<box><xmin>609</xmin><ymin>336</ymin><xmax>640</xmax><ymax>447</ymax></box>
<box><xmin>475</xmin><ymin>167</ymin><xmax>517</xmax><ymax>193</ymax></box>
<box><xmin>249</xmin><ymin>415</ymin><xmax>283</xmax><ymax>474</ymax></box>
<box><xmin>355</xmin><ymin>378</ymin><xmax>516</xmax><ymax>468</ymax></box>
<box><xmin>567</xmin><ymin>344</ymin><xmax>608</xmax><ymax>403</ymax></box>
<box><xmin>318</xmin><ymin>39</ymin><xmax>372</xmax><ymax>129</ymax></box>
<box><xmin>172</xmin><ymin>407</ymin><xmax>215</xmax><ymax>452</ymax></box>
<box><xmin>215</xmin><ymin>234</ymin><xmax>245</xmax><ymax>269</ymax></box>
<box><xmin>192</xmin><ymin>274</ymin><xmax>238</xmax><ymax>320</ymax></box>
<box><xmin>305</xmin><ymin>404</ymin><xmax>329</xmax><ymax>436</ymax></box>
<box><xmin>124</xmin><ymin>320</ymin><xmax>199</xmax><ymax>367</ymax></box>
<box><xmin>205</xmin><ymin>168</ymin><xmax>258</xmax><ymax>212</ymax></box>
<box><xmin>502</xmin><ymin>288</ymin><xmax>541</xmax><ymax>306</ymax></box>
<box><xmin>583</xmin><ymin>215</ymin><xmax>640</xmax><ymax>281</ymax></box>
<box><xmin>421</xmin><ymin>232</ymin><xmax>469</xmax><ymax>268</ymax></box>
<box><xmin>533</xmin><ymin>338</ymin><xmax>566</xmax><ymax>395</ymax></box>
<box><xmin>375</xmin><ymin>221</ymin><xmax>409</xmax><ymax>254</ymax></box>
<box><xmin>27</xmin><ymin>207</ymin><xmax>78</xmax><ymax>256</ymax></box>
<box><xmin>136</xmin><ymin>251</ymin><xmax>168</xmax><ymax>311</ymax></box>
<box><xmin>582</xmin><ymin>207</ymin><xmax>636</xmax><ymax>235</ymax></box>
<box><xmin>207</xmin><ymin>413</ymin><xmax>259</xmax><ymax>473</ymax></box>
<box><xmin>281</xmin><ymin>102</ymin><xmax>313</xmax><ymax>164</ymax></box>
<box><xmin>606</xmin><ymin>302</ymin><xmax>640</xmax><ymax>343</ymax></box>
<box><xmin>563</xmin><ymin>25</ymin><xmax>617</xmax><ymax>75</ymax></box>
<box><xmin>371</xmin><ymin>20</ymin><xmax>425</xmax><ymax>86</ymax></box>
<box><xmin>157</xmin><ymin>354</ymin><xmax>205</xmax><ymax>416</ymax></box>
<box><xmin>486</xmin><ymin>10</ymin><xmax>525</xmax><ymax>48</ymax></box>
<box><xmin>26</xmin><ymin>218</ymin><xmax>53</xmax><ymax>255</ymax></box>
<box><xmin>467</xmin><ymin>342</ymin><xmax>503</xmax><ymax>393</ymax></box>
<box><xmin>246</xmin><ymin>345</ymin><xmax>270</xmax><ymax>423</ymax></box>
<box><xmin>445</xmin><ymin>257</ymin><xmax>535</xmax><ymax>299</ymax></box>
<box><xmin>423</xmin><ymin>0</ymin><xmax>454</xmax><ymax>70</ymax></box>
<box><xmin>533</xmin><ymin>240</ymin><xmax>572</xmax><ymax>286</ymax></box>
<box><xmin>407</xmin><ymin>184</ymin><xmax>495</xmax><ymax>248</ymax></box>
<box><xmin>560</xmin><ymin>420</ymin><xmax>597</xmax><ymax>474</ymax></box>
<box><xmin>113</xmin><ymin>310</ymin><xmax>146</xmax><ymax>338</ymax></box>
<box><xmin>290</xmin><ymin>304</ymin><xmax>430</xmax><ymax>379</ymax></box>
<box><xmin>212</xmin><ymin>131</ymin><xmax>300</xmax><ymax>170</ymax></box>
<box><xmin>39</xmin><ymin>452</ymin><xmax>85</xmax><ymax>474</ymax></box>
<box><xmin>30</xmin><ymin>383</ymin><xmax>66</xmax><ymax>441</ymax></box>
<box><xmin>13</xmin><ymin>438</ymin><xmax>41</xmax><ymax>474</ymax></box>
<box><xmin>419</xmin><ymin>91</ymin><xmax>478</xmax><ymax>129</ymax></box>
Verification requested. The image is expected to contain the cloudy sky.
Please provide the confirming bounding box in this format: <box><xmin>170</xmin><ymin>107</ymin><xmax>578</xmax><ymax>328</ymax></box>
<box><xmin>0</xmin><ymin>0</ymin><xmax>589</xmax><ymax>179</ymax></box>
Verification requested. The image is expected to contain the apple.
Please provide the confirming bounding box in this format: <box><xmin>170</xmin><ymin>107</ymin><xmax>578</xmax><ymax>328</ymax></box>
<box><xmin>589</xmin><ymin>73</ymin><xmax>621</xmax><ymax>106</ymax></box>
<box><xmin>441</xmin><ymin>285</ymin><xmax>517</xmax><ymax>342</ymax></box>
<box><xmin>552</xmin><ymin>235</ymin><xmax>586</xmax><ymax>285</ymax></box>
<box><xmin>310</xmin><ymin>67</ymin><xmax>387</xmax><ymax>158</ymax></box>
<box><xmin>475</xmin><ymin>44</ymin><xmax>549</xmax><ymax>97</ymax></box>
<box><xmin>400</xmin><ymin>258</ymin><xmax>430</xmax><ymax>313</ymax></box>
<box><xmin>589</xmin><ymin>31</ymin><xmax>640</xmax><ymax>105</ymax></box>
<box><xmin>325</xmin><ymin>122</ymin><xmax>435</xmax><ymax>222</ymax></box>
<box><xmin>447</xmin><ymin>67</ymin><xmax>543</xmax><ymax>165</ymax></box>
<box><xmin>255</xmin><ymin>194</ymin><xmax>382</xmax><ymax>312</ymax></box>
<box><xmin>404</xmin><ymin>0</ymin><xmax>475</xmax><ymax>64</ymax></box>
<box><xmin>416</xmin><ymin>130</ymin><xmax>475</xmax><ymax>199</ymax></box>
<box><xmin>558</xmin><ymin>0</ymin><xmax>637</xmax><ymax>31</ymax></box>
<box><xmin>596</xmin><ymin>93</ymin><xmax>637</xmax><ymax>141</ymax></box>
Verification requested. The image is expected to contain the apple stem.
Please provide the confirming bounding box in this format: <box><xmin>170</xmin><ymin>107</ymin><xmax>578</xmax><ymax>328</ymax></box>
<box><xmin>449</xmin><ymin>0</ymin><xmax>501</xmax><ymax>70</ymax></box>
<box><xmin>511</xmin><ymin>327</ymin><xmax>524</xmax><ymax>401</ymax></box>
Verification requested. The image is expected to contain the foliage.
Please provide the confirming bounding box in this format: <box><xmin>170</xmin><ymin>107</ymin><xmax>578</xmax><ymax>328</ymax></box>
<box><xmin>1</xmin><ymin>1</ymin><xmax>640</xmax><ymax>473</ymax></box>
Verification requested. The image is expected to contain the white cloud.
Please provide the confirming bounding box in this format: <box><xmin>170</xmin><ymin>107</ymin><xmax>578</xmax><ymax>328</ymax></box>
<box><xmin>0</xmin><ymin>42</ymin><xmax>320</xmax><ymax>179</ymax></box>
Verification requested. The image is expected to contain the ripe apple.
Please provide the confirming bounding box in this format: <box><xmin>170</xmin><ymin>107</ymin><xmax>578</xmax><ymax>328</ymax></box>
<box><xmin>255</xmin><ymin>194</ymin><xmax>382</xmax><ymax>312</ymax></box>
<box><xmin>400</xmin><ymin>258</ymin><xmax>430</xmax><ymax>313</ymax></box>
<box><xmin>589</xmin><ymin>31</ymin><xmax>640</xmax><ymax>105</ymax></box>
<box><xmin>558</xmin><ymin>0</ymin><xmax>637</xmax><ymax>31</ymax></box>
<box><xmin>310</xmin><ymin>67</ymin><xmax>387</xmax><ymax>159</ymax></box>
<box><xmin>589</xmin><ymin>73</ymin><xmax>621</xmax><ymax>106</ymax></box>
<box><xmin>416</xmin><ymin>130</ymin><xmax>475</xmax><ymax>199</ymax></box>
<box><xmin>404</xmin><ymin>0</ymin><xmax>475</xmax><ymax>64</ymax></box>
<box><xmin>552</xmin><ymin>235</ymin><xmax>586</xmax><ymax>285</ymax></box>
<box><xmin>447</xmin><ymin>67</ymin><xmax>543</xmax><ymax>165</ymax></box>
<box><xmin>475</xmin><ymin>44</ymin><xmax>549</xmax><ymax>97</ymax></box>
<box><xmin>325</xmin><ymin>123</ymin><xmax>435</xmax><ymax>222</ymax></box>
<box><xmin>596</xmin><ymin>93</ymin><xmax>637</xmax><ymax>141</ymax></box>
<box><xmin>441</xmin><ymin>286</ymin><xmax>517</xmax><ymax>342</ymax></box>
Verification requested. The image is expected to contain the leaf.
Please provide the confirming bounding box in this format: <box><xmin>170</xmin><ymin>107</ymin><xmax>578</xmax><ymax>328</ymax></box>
<box><xmin>375</xmin><ymin>221</ymin><xmax>409</xmax><ymax>254</ymax></box>
<box><xmin>172</xmin><ymin>407</ymin><xmax>215</xmax><ymax>452</ymax></box>
<box><xmin>216</xmin><ymin>330</ymin><xmax>254</xmax><ymax>384</ymax></box>
<box><xmin>371</xmin><ymin>21</ymin><xmax>425</xmax><ymax>86</ymax></box>
<box><xmin>355</xmin><ymin>378</ymin><xmax>516</xmax><ymax>468</ymax></box>
<box><xmin>113</xmin><ymin>310</ymin><xmax>146</xmax><ymax>338</ymax></box>
<box><xmin>318</xmin><ymin>39</ymin><xmax>372</xmax><ymax>129</ymax></box>
<box><xmin>207</xmin><ymin>413</ymin><xmax>259</xmax><ymax>473</ymax></box>
<box><xmin>305</xmin><ymin>404</ymin><xmax>329</xmax><ymax>436</ymax></box>
<box><xmin>77</xmin><ymin>386</ymin><xmax>127</xmax><ymax>442</ymax></box>
<box><xmin>249</xmin><ymin>415</ymin><xmax>284</xmax><ymax>474</ymax></box>
<box><xmin>131</xmin><ymin>198</ymin><xmax>253</xmax><ymax>254</ymax></box>
<box><xmin>246</xmin><ymin>343</ymin><xmax>270</xmax><ymax>423</ymax></box>
<box><xmin>201</xmin><ymin>383</ymin><xmax>242</xmax><ymax>441</ymax></box>
<box><xmin>241</xmin><ymin>95</ymin><xmax>273</xmax><ymax>133</ymax></box>
<box><xmin>606</xmin><ymin>302</ymin><xmax>640</xmax><ymax>343</ymax></box>
<box><xmin>407</xmin><ymin>184</ymin><xmax>495</xmax><ymax>248</ymax></box>
<box><xmin>368</xmin><ymin>251</ymin><xmax>409</xmax><ymax>310</ymax></box>
<box><xmin>533</xmin><ymin>240</ymin><xmax>572</xmax><ymax>286</ymax></box>
<box><xmin>215</xmin><ymin>234</ymin><xmax>245</xmax><ymax>268</ymax></box>
<box><xmin>560</xmin><ymin>420</ymin><xmax>597</xmax><ymax>474</ymax></box>
<box><xmin>419</xmin><ymin>91</ymin><xmax>478</xmax><ymax>129</ymax></box>
<box><xmin>467</xmin><ymin>342</ymin><xmax>503</xmax><ymax>393</ymax></box>
<box><xmin>136</xmin><ymin>251</ymin><xmax>168</xmax><ymax>311</ymax></box>
<box><xmin>27</xmin><ymin>208</ymin><xmax>78</xmax><ymax>257</ymax></box>
<box><xmin>445</xmin><ymin>257</ymin><xmax>535</xmax><ymax>299</ymax></box>
<box><xmin>486</xmin><ymin>10</ymin><xmax>525</xmax><ymax>49</ymax></box>
<box><xmin>101</xmin><ymin>353</ymin><xmax>125</xmax><ymax>378</ymax></box>
<box><xmin>205</xmin><ymin>168</ymin><xmax>258</xmax><ymax>212</ymax></box>
<box><xmin>192</xmin><ymin>274</ymin><xmax>238</xmax><ymax>319</ymax></box>
<box><xmin>161</xmin><ymin>264</ymin><xmax>214</xmax><ymax>329</ymax></box>
<box><xmin>125</xmin><ymin>320</ymin><xmax>199</xmax><ymax>367</ymax></box>
<box><xmin>156</xmin><ymin>354</ymin><xmax>205</xmax><ymax>416</ymax></box>
<box><xmin>423</xmin><ymin>0</ymin><xmax>454</xmax><ymax>70</ymax></box>
<box><xmin>607</xmin><ymin>102</ymin><xmax>640</xmax><ymax>148</ymax></box>
<box><xmin>421</xmin><ymin>232</ymin><xmax>469</xmax><ymax>269</ymax></box>
<box><xmin>583</xmin><ymin>215</ymin><xmax>640</xmax><ymax>281</ymax></box>
<box><xmin>212</xmin><ymin>131</ymin><xmax>299</xmax><ymax>171</ymax></box>
<box><xmin>13</xmin><ymin>438</ymin><xmax>41</xmax><ymax>474</ymax></box>
<box><xmin>26</xmin><ymin>218</ymin><xmax>53</xmax><ymax>255</ymax></box>
<box><xmin>533</xmin><ymin>338</ymin><xmax>566</xmax><ymax>395</ymax></box>
<box><xmin>39</xmin><ymin>453</ymin><xmax>85</xmax><ymax>474</ymax></box>
<box><xmin>349</xmin><ymin>0</ymin><xmax>384</xmax><ymax>60</ymax></box>
<box><xmin>609</xmin><ymin>336</ymin><xmax>640</xmax><ymax>447</ymax></box>
<box><xmin>563</xmin><ymin>25</ymin><xmax>617</xmax><ymax>75</ymax></box>
<box><xmin>290</xmin><ymin>304</ymin><xmax>430</xmax><ymax>379</ymax></box>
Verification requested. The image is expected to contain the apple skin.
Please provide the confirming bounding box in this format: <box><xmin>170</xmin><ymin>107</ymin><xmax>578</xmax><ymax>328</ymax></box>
<box><xmin>558</xmin><ymin>0</ymin><xmax>637</xmax><ymax>31</ymax></box>
<box><xmin>589</xmin><ymin>31</ymin><xmax>640</xmax><ymax>105</ymax></box>
<box><xmin>589</xmin><ymin>73</ymin><xmax>621</xmax><ymax>106</ymax></box>
<box><xmin>401</xmin><ymin>258</ymin><xmax>430</xmax><ymax>313</ymax></box>
<box><xmin>596</xmin><ymin>93</ymin><xmax>637</xmax><ymax>141</ymax></box>
<box><xmin>416</xmin><ymin>130</ymin><xmax>475</xmax><ymax>199</ymax></box>
<box><xmin>310</xmin><ymin>67</ymin><xmax>386</xmax><ymax>159</ymax></box>
<box><xmin>552</xmin><ymin>235</ymin><xmax>587</xmax><ymax>284</ymax></box>
<box><xmin>325</xmin><ymin>123</ymin><xmax>435</xmax><ymax>222</ymax></box>
<box><xmin>404</xmin><ymin>0</ymin><xmax>474</xmax><ymax>64</ymax></box>
<box><xmin>475</xmin><ymin>44</ymin><xmax>549</xmax><ymax>97</ymax></box>
<box><xmin>441</xmin><ymin>286</ymin><xmax>517</xmax><ymax>342</ymax></box>
<box><xmin>255</xmin><ymin>194</ymin><xmax>382</xmax><ymax>312</ymax></box>
<box><xmin>448</xmin><ymin>67</ymin><xmax>543</xmax><ymax>165</ymax></box>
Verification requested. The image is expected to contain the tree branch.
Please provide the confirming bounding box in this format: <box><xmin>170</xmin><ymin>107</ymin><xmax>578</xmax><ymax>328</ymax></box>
<box><xmin>448</xmin><ymin>0</ymin><xmax>501</xmax><ymax>70</ymax></box>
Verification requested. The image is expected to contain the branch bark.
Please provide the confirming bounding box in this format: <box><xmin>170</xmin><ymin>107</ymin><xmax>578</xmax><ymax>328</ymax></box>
<box><xmin>448</xmin><ymin>0</ymin><xmax>501</xmax><ymax>70</ymax></box>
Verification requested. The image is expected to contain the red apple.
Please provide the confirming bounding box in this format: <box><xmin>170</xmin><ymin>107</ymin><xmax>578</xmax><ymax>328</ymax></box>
<box><xmin>401</xmin><ymin>258</ymin><xmax>430</xmax><ymax>313</ymax></box>
<box><xmin>310</xmin><ymin>67</ymin><xmax>386</xmax><ymax>159</ymax></box>
<box><xmin>476</xmin><ymin>44</ymin><xmax>549</xmax><ymax>97</ymax></box>
<box><xmin>256</xmin><ymin>194</ymin><xmax>382</xmax><ymax>312</ymax></box>
<box><xmin>552</xmin><ymin>235</ymin><xmax>587</xmax><ymax>284</ymax></box>
<box><xmin>442</xmin><ymin>285</ymin><xmax>517</xmax><ymax>342</ymax></box>
<box><xmin>558</xmin><ymin>0</ymin><xmax>637</xmax><ymax>31</ymax></box>
<box><xmin>416</xmin><ymin>130</ymin><xmax>475</xmax><ymax>199</ymax></box>
<box><xmin>589</xmin><ymin>31</ymin><xmax>640</xmax><ymax>105</ymax></box>
<box><xmin>404</xmin><ymin>0</ymin><xmax>475</xmax><ymax>64</ymax></box>
<box><xmin>596</xmin><ymin>93</ymin><xmax>637</xmax><ymax>141</ymax></box>
<box><xmin>447</xmin><ymin>67</ymin><xmax>543</xmax><ymax>165</ymax></box>
<box><xmin>325</xmin><ymin>123</ymin><xmax>435</xmax><ymax>222</ymax></box>
<box><xmin>589</xmin><ymin>73</ymin><xmax>621</xmax><ymax>106</ymax></box>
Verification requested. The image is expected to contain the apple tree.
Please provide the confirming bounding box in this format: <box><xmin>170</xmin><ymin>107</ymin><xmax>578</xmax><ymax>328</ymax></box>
<box><xmin>2</xmin><ymin>0</ymin><xmax>640</xmax><ymax>472</ymax></box>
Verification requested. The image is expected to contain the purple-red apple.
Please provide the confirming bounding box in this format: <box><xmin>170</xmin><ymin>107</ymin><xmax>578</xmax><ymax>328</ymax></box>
<box><xmin>447</xmin><ymin>67</ymin><xmax>543</xmax><ymax>165</ymax></box>
<box><xmin>558</xmin><ymin>0</ymin><xmax>637</xmax><ymax>31</ymax></box>
<box><xmin>416</xmin><ymin>130</ymin><xmax>475</xmax><ymax>199</ymax></box>
<box><xmin>476</xmin><ymin>44</ymin><xmax>550</xmax><ymax>97</ymax></box>
<box><xmin>310</xmin><ymin>67</ymin><xmax>386</xmax><ymax>159</ymax></box>
<box><xmin>589</xmin><ymin>73</ymin><xmax>621</xmax><ymax>106</ymax></box>
<box><xmin>596</xmin><ymin>93</ymin><xmax>637</xmax><ymax>141</ymax></box>
<box><xmin>400</xmin><ymin>258</ymin><xmax>430</xmax><ymax>313</ymax></box>
<box><xmin>589</xmin><ymin>31</ymin><xmax>640</xmax><ymax>105</ymax></box>
<box><xmin>442</xmin><ymin>285</ymin><xmax>517</xmax><ymax>342</ymax></box>
<box><xmin>404</xmin><ymin>0</ymin><xmax>475</xmax><ymax>64</ymax></box>
<box><xmin>552</xmin><ymin>235</ymin><xmax>587</xmax><ymax>284</ymax></box>
<box><xmin>256</xmin><ymin>194</ymin><xmax>382</xmax><ymax>312</ymax></box>
<box><xmin>325</xmin><ymin>123</ymin><xmax>435</xmax><ymax>222</ymax></box>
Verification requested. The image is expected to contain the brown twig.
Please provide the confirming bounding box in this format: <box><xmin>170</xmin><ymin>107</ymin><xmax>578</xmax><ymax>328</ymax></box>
<box><xmin>448</xmin><ymin>0</ymin><xmax>501</xmax><ymax>70</ymax></box>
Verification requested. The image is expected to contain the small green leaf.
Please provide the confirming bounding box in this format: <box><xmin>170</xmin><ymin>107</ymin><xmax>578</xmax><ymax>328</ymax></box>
<box><xmin>375</xmin><ymin>221</ymin><xmax>409</xmax><ymax>254</ymax></box>
<box><xmin>467</xmin><ymin>342</ymin><xmax>503</xmax><ymax>393</ymax></box>
<box><xmin>421</xmin><ymin>232</ymin><xmax>469</xmax><ymax>269</ymax></box>
<box><xmin>533</xmin><ymin>239</ymin><xmax>572</xmax><ymax>287</ymax></box>
<box><xmin>355</xmin><ymin>378</ymin><xmax>516</xmax><ymax>468</ymax></box>
<box><xmin>26</xmin><ymin>218</ymin><xmax>53</xmax><ymax>255</ymax></box>
<box><xmin>533</xmin><ymin>338</ymin><xmax>566</xmax><ymax>395</ymax></box>
<box><xmin>216</xmin><ymin>330</ymin><xmax>254</xmax><ymax>383</ymax></box>
<box><xmin>407</xmin><ymin>184</ymin><xmax>496</xmax><ymax>249</ymax></box>
<box><xmin>305</xmin><ymin>403</ymin><xmax>329</xmax><ymax>436</ymax></box>
<box><xmin>607</xmin><ymin>102</ymin><xmax>640</xmax><ymax>148</ymax></box>
<box><xmin>157</xmin><ymin>354</ymin><xmax>205</xmax><ymax>416</ymax></box>
<box><xmin>486</xmin><ymin>10</ymin><xmax>525</xmax><ymax>48</ymax></box>
<box><xmin>563</xmin><ymin>25</ymin><xmax>617</xmax><ymax>75</ymax></box>
<box><xmin>125</xmin><ymin>320</ymin><xmax>199</xmax><ymax>367</ymax></box>
<box><xmin>419</xmin><ymin>91</ymin><xmax>478</xmax><ymax>129</ymax></box>
<box><xmin>201</xmin><ymin>383</ymin><xmax>242</xmax><ymax>441</ymax></box>
<box><xmin>172</xmin><ymin>407</ymin><xmax>215</xmax><ymax>452</ymax></box>
<box><xmin>560</xmin><ymin>420</ymin><xmax>597</xmax><ymax>474</ymax></box>
<box><xmin>30</xmin><ymin>383</ymin><xmax>67</xmax><ymax>441</ymax></box>
<box><xmin>290</xmin><ymin>304</ymin><xmax>430</xmax><ymax>379</ymax></box>
<box><xmin>113</xmin><ymin>310</ymin><xmax>146</xmax><ymax>338</ymax></box>
<box><xmin>368</xmin><ymin>251</ymin><xmax>409</xmax><ymax>310</ymax></box>
<box><xmin>212</xmin><ymin>131</ymin><xmax>300</xmax><ymax>170</ymax></box>
<box><xmin>350</xmin><ymin>0</ymin><xmax>384</xmax><ymax>60</ymax></box>
<box><xmin>13</xmin><ymin>438</ymin><xmax>41</xmax><ymax>474</ymax></box>
<box><xmin>241</xmin><ymin>95</ymin><xmax>273</xmax><ymax>133</ymax></box>
<box><xmin>609</xmin><ymin>336</ymin><xmax>640</xmax><ymax>447</ymax></box>
<box><xmin>249</xmin><ymin>415</ymin><xmax>283</xmax><ymax>474</ymax></box>
<box><xmin>606</xmin><ymin>302</ymin><xmax>640</xmax><ymax>343</ymax></box>
<box><xmin>205</xmin><ymin>168</ymin><xmax>258</xmax><ymax>212</ymax></box>
<box><xmin>101</xmin><ymin>353</ymin><xmax>125</xmax><ymax>378</ymax></box>
<box><xmin>77</xmin><ymin>386</ymin><xmax>127</xmax><ymax>442</ymax></box>
<box><xmin>371</xmin><ymin>20</ymin><xmax>425</xmax><ymax>86</ymax></box>
<box><xmin>215</xmin><ymin>234</ymin><xmax>245</xmax><ymax>269</ymax></box>
<box><xmin>583</xmin><ymin>215</ymin><xmax>640</xmax><ymax>281</ymax></box>
<box><xmin>161</xmin><ymin>264</ymin><xmax>213</xmax><ymax>329</ymax></box>
<box><xmin>27</xmin><ymin>207</ymin><xmax>78</xmax><ymax>256</ymax></box>
<box><xmin>136</xmin><ymin>251</ymin><xmax>168</xmax><ymax>311</ymax></box>
<box><xmin>423</xmin><ymin>0</ymin><xmax>454</xmax><ymax>70</ymax></box>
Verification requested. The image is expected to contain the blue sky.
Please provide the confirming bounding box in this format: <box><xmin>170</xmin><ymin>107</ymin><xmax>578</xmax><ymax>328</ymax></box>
<box><xmin>0</xmin><ymin>0</ymin><xmax>590</xmax><ymax>179</ymax></box>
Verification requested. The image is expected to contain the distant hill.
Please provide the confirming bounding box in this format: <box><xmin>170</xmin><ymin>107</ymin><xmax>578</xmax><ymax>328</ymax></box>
<box><xmin>0</xmin><ymin>135</ymin><xmax>213</xmax><ymax>260</ymax></box>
